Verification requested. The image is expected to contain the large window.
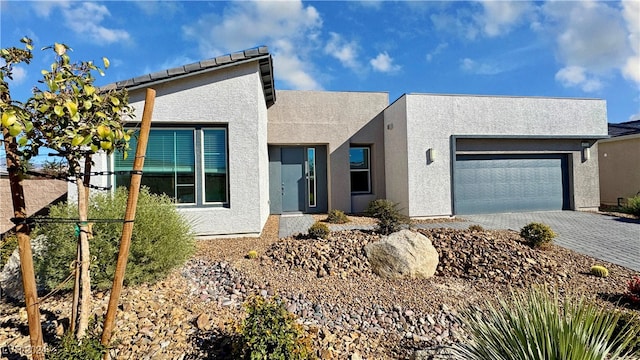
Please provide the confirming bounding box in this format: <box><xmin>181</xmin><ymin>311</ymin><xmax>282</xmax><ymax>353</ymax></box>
<box><xmin>114</xmin><ymin>127</ymin><xmax>228</xmax><ymax>205</ymax></box>
<box><xmin>350</xmin><ymin>146</ymin><xmax>371</xmax><ymax>194</ymax></box>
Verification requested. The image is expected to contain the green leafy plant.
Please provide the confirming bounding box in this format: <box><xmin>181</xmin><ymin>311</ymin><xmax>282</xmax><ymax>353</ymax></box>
<box><xmin>621</xmin><ymin>195</ymin><xmax>640</xmax><ymax>217</ymax></box>
<box><xmin>325</xmin><ymin>209</ymin><xmax>349</xmax><ymax>224</ymax></box>
<box><xmin>365</xmin><ymin>199</ymin><xmax>408</xmax><ymax>235</ymax></box>
<box><xmin>590</xmin><ymin>265</ymin><xmax>609</xmax><ymax>278</ymax></box>
<box><xmin>0</xmin><ymin>233</ymin><xmax>18</xmax><ymax>268</ymax></box>
<box><xmin>454</xmin><ymin>286</ymin><xmax>640</xmax><ymax>360</ymax></box>
<box><xmin>307</xmin><ymin>222</ymin><xmax>329</xmax><ymax>240</ymax></box>
<box><xmin>520</xmin><ymin>222</ymin><xmax>556</xmax><ymax>249</ymax></box>
<box><xmin>246</xmin><ymin>250</ymin><xmax>259</xmax><ymax>259</ymax></box>
<box><xmin>34</xmin><ymin>187</ymin><xmax>195</xmax><ymax>290</ymax></box>
<box><xmin>47</xmin><ymin>319</ymin><xmax>108</xmax><ymax>360</ymax></box>
<box><xmin>627</xmin><ymin>276</ymin><xmax>640</xmax><ymax>304</ymax></box>
<box><xmin>239</xmin><ymin>295</ymin><xmax>315</xmax><ymax>360</ymax></box>
<box><xmin>468</xmin><ymin>224</ymin><xmax>484</xmax><ymax>232</ymax></box>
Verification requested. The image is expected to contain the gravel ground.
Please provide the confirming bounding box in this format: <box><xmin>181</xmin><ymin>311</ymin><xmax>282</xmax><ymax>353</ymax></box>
<box><xmin>1</xmin><ymin>215</ymin><xmax>639</xmax><ymax>360</ymax></box>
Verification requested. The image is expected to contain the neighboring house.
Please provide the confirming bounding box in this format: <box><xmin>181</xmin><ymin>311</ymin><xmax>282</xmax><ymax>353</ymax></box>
<box><xmin>76</xmin><ymin>47</ymin><xmax>608</xmax><ymax>237</ymax></box>
<box><xmin>598</xmin><ymin>120</ymin><xmax>640</xmax><ymax>206</ymax></box>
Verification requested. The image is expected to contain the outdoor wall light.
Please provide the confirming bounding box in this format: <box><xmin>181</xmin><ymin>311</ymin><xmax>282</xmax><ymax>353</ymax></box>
<box><xmin>581</xmin><ymin>141</ymin><xmax>590</xmax><ymax>162</ymax></box>
<box><xmin>427</xmin><ymin>148</ymin><xmax>436</xmax><ymax>164</ymax></box>
<box><xmin>387</xmin><ymin>123</ymin><xmax>394</xmax><ymax>130</ymax></box>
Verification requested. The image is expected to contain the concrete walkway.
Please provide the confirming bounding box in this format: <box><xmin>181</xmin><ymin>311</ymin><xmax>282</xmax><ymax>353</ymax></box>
<box><xmin>278</xmin><ymin>211</ymin><xmax>640</xmax><ymax>272</ymax></box>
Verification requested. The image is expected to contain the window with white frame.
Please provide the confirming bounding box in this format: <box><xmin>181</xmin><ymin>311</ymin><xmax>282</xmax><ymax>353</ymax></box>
<box><xmin>114</xmin><ymin>127</ymin><xmax>228</xmax><ymax>205</ymax></box>
<box><xmin>349</xmin><ymin>146</ymin><xmax>371</xmax><ymax>194</ymax></box>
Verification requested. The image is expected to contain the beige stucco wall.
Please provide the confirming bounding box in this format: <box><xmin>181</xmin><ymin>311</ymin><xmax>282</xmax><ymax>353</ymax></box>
<box><xmin>598</xmin><ymin>134</ymin><xmax>640</xmax><ymax>205</ymax></box>
<box><xmin>1</xmin><ymin>179</ymin><xmax>67</xmax><ymax>234</ymax></box>
<box><xmin>71</xmin><ymin>62</ymin><xmax>270</xmax><ymax>236</ymax></box>
<box><xmin>267</xmin><ymin>90</ymin><xmax>388</xmax><ymax>213</ymax></box>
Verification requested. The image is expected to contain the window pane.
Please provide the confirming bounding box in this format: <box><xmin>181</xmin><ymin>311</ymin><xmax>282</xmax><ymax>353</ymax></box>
<box><xmin>203</xmin><ymin>129</ymin><xmax>228</xmax><ymax>203</ymax></box>
<box><xmin>350</xmin><ymin>148</ymin><xmax>369</xmax><ymax>169</ymax></box>
<box><xmin>177</xmin><ymin>186</ymin><xmax>195</xmax><ymax>203</ymax></box>
<box><xmin>351</xmin><ymin>171</ymin><xmax>370</xmax><ymax>193</ymax></box>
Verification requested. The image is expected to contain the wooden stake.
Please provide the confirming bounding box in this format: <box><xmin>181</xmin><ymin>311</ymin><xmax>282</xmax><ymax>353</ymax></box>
<box><xmin>101</xmin><ymin>88</ymin><xmax>155</xmax><ymax>352</ymax></box>
<box><xmin>2</xmin><ymin>128</ymin><xmax>44</xmax><ymax>360</ymax></box>
<box><xmin>70</xmin><ymin>156</ymin><xmax>91</xmax><ymax>333</ymax></box>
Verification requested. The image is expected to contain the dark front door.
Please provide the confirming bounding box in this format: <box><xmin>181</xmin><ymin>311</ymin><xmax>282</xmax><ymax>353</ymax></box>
<box><xmin>281</xmin><ymin>147</ymin><xmax>306</xmax><ymax>212</ymax></box>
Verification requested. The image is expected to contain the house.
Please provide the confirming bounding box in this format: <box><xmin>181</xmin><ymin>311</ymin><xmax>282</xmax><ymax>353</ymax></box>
<box><xmin>78</xmin><ymin>47</ymin><xmax>608</xmax><ymax>237</ymax></box>
<box><xmin>598</xmin><ymin>120</ymin><xmax>640</xmax><ymax>206</ymax></box>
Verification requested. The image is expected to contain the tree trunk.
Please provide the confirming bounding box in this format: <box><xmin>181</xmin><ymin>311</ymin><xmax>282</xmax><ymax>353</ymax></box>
<box><xmin>71</xmin><ymin>156</ymin><xmax>91</xmax><ymax>334</ymax></box>
<box><xmin>74</xmin><ymin>159</ymin><xmax>92</xmax><ymax>339</ymax></box>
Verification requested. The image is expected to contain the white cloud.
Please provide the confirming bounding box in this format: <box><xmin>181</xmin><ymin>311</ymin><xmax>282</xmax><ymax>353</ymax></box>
<box><xmin>622</xmin><ymin>0</ymin><xmax>640</xmax><ymax>84</ymax></box>
<box><xmin>555</xmin><ymin>66</ymin><xmax>603</xmax><ymax>92</ymax></box>
<box><xmin>8</xmin><ymin>66</ymin><xmax>27</xmax><ymax>84</ymax></box>
<box><xmin>426</xmin><ymin>42</ymin><xmax>448</xmax><ymax>62</ymax></box>
<box><xmin>430</xmin><ymin>12</ymin><xmax>479</xmax><ymax>40</ymax></box>
<box><xmin>183</xmin><ymin>0</ymin><xmax>322</xmax><ymax>90</ymax></box>
<box><xmin>459</xmin><ymin>57</ymin><xmax>503</xmax><ymax>75</ymax></box>
<box><xmin>476</xmin><ymin>0</ymin><xmax>534</xmax><ymax>37</ymax></box>
<box><xmin>324</xmin><ymin>32</ymin><xmax>362</xmax><ymax>71</ymax></box>
<box><xmin>370</xmin><ymin>52</ymin><xmax>400</xmax><ymax>73</ymax></box>
<box><xmin>31</xmin><ymin>2</ymin><xmax>130</xmax><ymax>44</ymax></box>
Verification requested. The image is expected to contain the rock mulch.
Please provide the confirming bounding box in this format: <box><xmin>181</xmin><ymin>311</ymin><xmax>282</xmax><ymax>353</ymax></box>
<box><xmin>1</xmin><ymin>215</ymin><xmax>639</xmax><ymax>359</ymax></box>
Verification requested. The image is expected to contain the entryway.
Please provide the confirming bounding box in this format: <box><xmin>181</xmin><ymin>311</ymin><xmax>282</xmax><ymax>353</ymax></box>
<box><xmin>268</xmin><ymin>145</ymin><xmax>328</xmax><ymax>214</ymax></box>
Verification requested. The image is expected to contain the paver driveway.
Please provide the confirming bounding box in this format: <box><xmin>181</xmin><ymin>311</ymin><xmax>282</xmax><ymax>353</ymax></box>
<box><xmin>461</xmin><ymin>211</ymin><xmax>640</xmax><ymax>272</ymax></box>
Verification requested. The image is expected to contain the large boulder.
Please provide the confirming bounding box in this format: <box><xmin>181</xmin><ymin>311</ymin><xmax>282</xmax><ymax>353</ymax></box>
<box><xmin>1</xmin><ymin>235</ymin><xmax>46</xmax><ymax>301</ymax></box>
<box><xmin>364</xmin><ymin>229</ymin><xmax>439</xmax><ymax>279</ymax></box>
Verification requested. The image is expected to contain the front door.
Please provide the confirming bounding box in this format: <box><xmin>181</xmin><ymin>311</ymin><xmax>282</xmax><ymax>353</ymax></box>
<box><xmin>281</xmin><ymin>147</ymin><xmax>305</xmax><ymax>212</ymax></box>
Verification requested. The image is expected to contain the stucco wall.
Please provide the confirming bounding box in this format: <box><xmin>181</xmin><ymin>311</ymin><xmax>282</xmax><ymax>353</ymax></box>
<box><xmin>391</xmin><ymin>94</ymin><xmax>607</xmax><ymax>216</ymax></box>
<box><xmin>267</xmin><ymin>90</ymin><xmax>388</xmax><ymax>213</ymax></box>
<box><xmin>1</xmin><ymin>179</ymin><xmax>67</xmax><ymax>234</ymax></box>
<box><xmin>382</xmin><ymin>96</ymin><xmax>410</xmax><ymax>214</ymax></box>
<box><xmin>70</xmin><ymin>62</ymin><xmax>270</xmax><ymax>236</ymax></box>
<box><xmin>598</xmin><ymin>134</ymin><xmax>640</xmax><ymax>205</ymax></box>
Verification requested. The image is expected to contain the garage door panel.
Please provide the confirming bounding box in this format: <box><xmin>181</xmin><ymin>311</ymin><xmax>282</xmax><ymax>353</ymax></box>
<box><xmin>454</xmin><ymin>155</ymin><xmax>568</xmax><ymax>214</ymax></box>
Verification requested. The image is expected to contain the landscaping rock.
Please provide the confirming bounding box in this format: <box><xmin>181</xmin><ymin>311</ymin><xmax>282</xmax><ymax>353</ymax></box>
<box><xmin>0</xmin><ymin>235</ymin><xmax>46</xmax><ymax>301</ymax></box>
<box><xmin>365</xmin><ymin>230</ymin><xmax>439</xmax><ymax>279</ymax></box>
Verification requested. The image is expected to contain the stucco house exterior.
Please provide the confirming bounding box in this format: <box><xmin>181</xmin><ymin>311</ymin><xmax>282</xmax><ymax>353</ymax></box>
<box><xmin>598</xmin><ymin>120</ymin><xmax>640</xmax><ymax>206</ymax></box>
<box><xmin>77</xmin><ymin>47</ymin><xmax>608</xmax><ymax>237</ymax></box>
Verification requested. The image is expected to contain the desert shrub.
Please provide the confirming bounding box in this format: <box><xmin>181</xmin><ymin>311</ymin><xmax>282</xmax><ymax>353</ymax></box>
<box><xmin>468</xmin><ymin>224</ymin><xmax>484</xmax><ymax>232</ymax></box>
<box><xmin>239</xmin><ymin>296</ymin><xmax>315</xmax><ymax>360</ymax></box>
<box><xmin>520</xmin><ymin>222</ymin><xmax>556</xmax><ymax>249</ymax></box>
<box><xmin>246</xmin><ymin>250</ymin><xmax>259</xmax><ymax>259</ymax></box>
<box><xmin>307</xmin><ymin>222</ymin><xmax>329</xmax><ymax>240</ymax></box>
<box><xmin>325</xmin><ymin>209</ymin><xmax>349</xmax><ymax>224</ymax></box>
<box><xmin>627</xmin><ymin>276</ymin><xmax>640</xmax><ymax>303</ymax></box>
<box><xmin>0</xmin><ymin>233</ymin><xmax>18</xmax><ymax>268</ymax></box>
<box><xmin>611</xmin><ymin>310</ymin><xmax>640</xmax><ymax>354</ymax></box>
<box><xmin>365</xmin><ymin>199</ymin><xmax>408</xmax><ymax>235</ymax></box>
<box><xmin>590</xmin><ymin>265</ymin><xmax>609</xmax><ymax>278</ymax></box>
<box><xmin>34</xmin><ymin>187</ymin><xmax>195</xmax><ymax>291</ymax></box>
<box><xmin>47</xmin><ymin>320</ymin><xmax>107</xmax><ymax>360</ymax></box>
<box><xmin>454</xmin><ymin>286</ymin><xmax>640</xmax><ymax>360</ymax></box>
<box><xmin>621</xmin><ymin>195</ymin><xmax>640</xmax><ymax>217</ymax></box>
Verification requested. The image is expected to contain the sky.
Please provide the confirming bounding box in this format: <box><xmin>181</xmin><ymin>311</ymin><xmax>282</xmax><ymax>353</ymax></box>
<box><xmin>1</xmin><ymin>0</ymin><xmax>639</xmax><ymax>131</ymax></box>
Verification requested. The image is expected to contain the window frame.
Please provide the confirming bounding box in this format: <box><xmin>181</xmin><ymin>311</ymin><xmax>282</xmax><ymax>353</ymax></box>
<box><xmin>112</xmin><ymin>125</ymin><xmax>229</xmax><ymax>207</ymax></box>
<box><xmin>349</xmin><ymin>146</ymin><xmax>372</xmax><ymax>194</ymax></box>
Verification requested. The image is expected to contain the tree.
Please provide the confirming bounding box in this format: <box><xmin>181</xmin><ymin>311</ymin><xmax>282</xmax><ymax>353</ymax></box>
<box><xmin>2</xmin><ymin>38</ymin><xmax>134</xmax><ymax>340</ymax></box>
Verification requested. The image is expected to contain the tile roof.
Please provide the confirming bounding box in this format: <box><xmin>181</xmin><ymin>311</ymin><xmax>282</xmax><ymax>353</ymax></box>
<box><xmin>103</xmin><ymin>46</ymin><xmax>275</xmax><ymax>107</ymax></box>
<box><xmin>608</xmin><ymin>120</ymin><xmax>640</xmax><ymax>137</ymax></box>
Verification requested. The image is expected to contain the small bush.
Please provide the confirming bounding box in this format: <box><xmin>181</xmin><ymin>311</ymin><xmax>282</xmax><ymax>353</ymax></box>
<box><xmin>307</xmin><ymin>222</ymin><xmax>329</xmax><ymax>239</ymax></box>
<box><xmin>520</xmin><ymin>222</ymin><xmax>556</xmax><ymax>249</ymax></box>
<box><xmin>590</xmin><ymin>265</ymin><xmax>609</xmax><ymax>278</ymax></box>
<box><xmin>246</xmin><ymin>250</ymin><xmax>259</xmax><ymax>259</ymax></box>
<box><xmin>365</xmin><ymin>199</ymin><xmax>408</xmax><ymax>235</ymax></box>
<box><xmin>34</xmin><ymin>187</ymin><xmax>196</xmax><ymax>291</ymax></box>
<box><xmin>454</xmin><ymin>286</ymin><xmax>640</xmax><ymax>360</ymax></box>
<box><xmin>612</xmin><ymin>310</ymin><xmax>640</xmax><ymax>354</ymax></box>
<box><xmin>239</xmin><ymin>296</ymin><xmax>315</xmax><ymax>360</ymax></box>
<box><xmin>47</xmin><ymin>320</ymin><xmax>107</xmax><ymax>360</ymax></box>
<box><xmin>0</xmin><ymin>233</ymin><xmax>18</xmax><ymax>268</ymax></box>
<box><xmin>627</xmin><ymin>276</ymin><xmax>640</xmax><ymax>303</ymax></box>
<box><xmin>621</xmin><ymin>195</ymin><xmax>640</xmax><ymax>217</ymax></box>
<box><xmin>468</xmin><ymin>224</ymin><xmax>484</xmax><ymax>232</ymax></box>
<box><xmin>325</xmin><ymin>209</ymin><xmax>349</xmax><ymax>224</ymax></box>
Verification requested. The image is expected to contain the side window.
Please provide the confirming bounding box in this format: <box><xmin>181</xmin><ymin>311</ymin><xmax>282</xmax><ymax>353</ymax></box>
<box><xmin>203</xmin><ymin>129</ymin><xmax>228</xmax><ymax>203</ymax></box>
<box><xmin>350</xmin><ymin>146</ymin><xmax>371</xmax><ymax>194</ymax></box>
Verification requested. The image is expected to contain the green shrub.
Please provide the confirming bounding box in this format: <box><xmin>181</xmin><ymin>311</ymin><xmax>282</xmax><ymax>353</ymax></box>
<box><xmin>454</xmin><ymin>286</ymin><xmax>640</xmax><ymax>360</ymax></box>
<box><xmin>612</xmin><ymin>310</ymin><xmax>640</xmax><ymax>354</ymax></box>
<box><xmin>590</xmin><ymin>265</ymin><xmax>609</xmax><ymax>278</ymax></box>
<box><xmin>365</xmin><ymin>199</ymin><xmax>408</xmax><ymax>235</ymax></box>
<box><xmin>47</xmin><ymin>320</ymin><xmax>107</xmax><ymax>360</ymax></box>
<box><xmin>0</xmin><ymin>233</ymin><xmax>18</xmax><ymax>268</ymax></box>
<box><xmin>246</xmin><ymin>250</ymin><xmax>259</xmax><ymax>259</ymax></box>
<box><xmin>34</xmin><ymin>187</ymin><xmax>195</xmax><ymax>291</ymax></box>
<box><xmin>239</xmin><ymin>296</ymin><xmax>315</xmax><ymax>360</ymax></box>
<box><xmin>307</xmin><ymin>222</ymin><xmax>329</xmax><ymax>240</ymax></box>
<box><xmin>468</xmin><ymin>224</ymin><xmax>484</xmax><ymax>232</ymax></box>
<box><xmin>520</xmin><ymin>222</ymin><xmax>556</xmax><ymax>249</ymax></box>
<box><xmin>325</xmin><ymin>209</ymin><xmax>349</xmax><ymax>224</ymax></box>
<box><xmin>621</xmin><ymin>195</ymin><xmax>640</xmax><ymax>217</ymax></box>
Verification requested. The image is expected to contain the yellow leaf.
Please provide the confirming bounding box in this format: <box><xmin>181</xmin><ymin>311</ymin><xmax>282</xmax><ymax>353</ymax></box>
<box><xmin>110</xmin><ymin>96</ymin><xmax>120</xmax><ymax>106</ymax></box>
<box><xmin>54</xmin><ymin>105</ymin><xmax>64</xmax><ymax>117</ymax></box>
<box><xmin>1</xmin><ymin>112</ymin><xmax>17</xmax><ymax>127</ymax></box>
<box><xmin>83</xmin><ymin>100</ymin><xmax>92</xmax><ymax>110</ymax></box>
<box><xmin>84</xmin><ymin>85</ymin><xmax>96</xmax><ymax>96</ymax></box>
<box><xmin>65</xmin><ymin>101</ymin><xmax>78</xmax><ymax>117</ymax></box>
<box><xmin>8</xmin><ymin>123</ymin><xmax>21</xmax><ymax>136</ymax></box>
<box><xmin>102</xmin><ymin>57</ymin><xmax>110</xmax><ymax>69</ymax></box>
<box><xmin>53</xmin><ymin>43</ymin><xmax>66</xmax><ymax>56</ymax></box>
<box><xmin>71</xmin><ymin>135</ymin><xmax>85</xmax><ymax>147</ymax></box>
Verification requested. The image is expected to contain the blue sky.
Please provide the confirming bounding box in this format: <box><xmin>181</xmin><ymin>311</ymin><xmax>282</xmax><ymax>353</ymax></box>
<box><xmin>1</xmin><ymin>0</ymin><xmax>639</xmax><ymax>127</ymax></box>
